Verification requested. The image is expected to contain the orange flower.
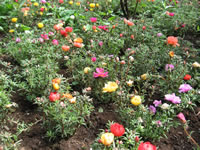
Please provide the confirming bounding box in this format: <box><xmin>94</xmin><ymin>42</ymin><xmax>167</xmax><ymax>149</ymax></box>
<box><xmin>74</xmin><ymin>37</ymin><xmax>83</xmax><ymax>43</ymax></box>
<box><xmin>127</xmin><ymin>21</ymin><xmax>134</xmax><ymax>26</ymax></box>
<box><xmin>21</xmin><ymin>7</ymin><xmax>30</xmax><ymax>13</ymax></box>
<box><xmin>62</xmin><ymin>93</ymin><xmax>73</xmax><ymax>99</ymax></box>
<box><xmin>169</xmin><ymin>51</ymin><xmax>174</xmax><ymax>58</ymax></box>
<box><xmin>167</xmin><ymin>36</ymin><xmax>179</xmax><ymax>47</ymax></box>
<box><xmin>52</xmin><ymin>78</ymin><xmax>61</xmax><ymax>84</ymax></box>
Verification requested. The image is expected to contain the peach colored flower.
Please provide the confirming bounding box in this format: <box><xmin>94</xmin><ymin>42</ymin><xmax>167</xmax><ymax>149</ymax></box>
<box><xmin>167</xmin><ymin>36</ymin><xmax>179</xmax><ymax>47</ymax></box>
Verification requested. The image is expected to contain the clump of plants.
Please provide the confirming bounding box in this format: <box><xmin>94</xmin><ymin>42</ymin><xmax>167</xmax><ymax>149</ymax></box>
<box><xmin>0</xmin><ymin>0</ymin><xmax>200</xmax><ymax>149</ymax></box>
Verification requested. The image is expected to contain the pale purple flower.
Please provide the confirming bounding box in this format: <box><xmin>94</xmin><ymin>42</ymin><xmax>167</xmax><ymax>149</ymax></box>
<box><xmin>179</xmin><ymin>84</ymin><xmax>192</xmax><ymax>93</ymax></box>
<box><xmin>99</xmin><ymin>41</ymin><xmax>103</xmax><ymax>47</ymax></box>
<box><xmin>93</xmin><ymin>68</ymin><xmax>108</xmax><ymax>78</ymax></box>
<box><xmin>149</xmin><ymin>105</ymin><xmax>156</xmax><ymax>114</ymax></box>
<box><xmin>177</xmin><ymin>112</ymin><xmax>186</xmax><ymax>123</ymax></box>
<box><xmin>165</xmin><ymin>64</ymin><xmax>174</xmax><ymax>71</ymax></box>
<box><xmin>157</xmin><ymin>33</ymin><xmax>162</xmax><ymax>37</ymax></box>
<box><xmin>153</xmin><ymin>100</ymin><xmax>162</xmax><ymax>107</ymax></box>
<box><xmin>156</xmin><ymin>120</ymin><xmax>162</xmax><ymax>127</ymax></box>
<box><xmin>91</xmin><ymin>57</ymin><xmax>97</xmax><ymax>62</ymax></box>
<box><xmin>52</xmin><ymin>39</ymin><xmax>59</xmax><ymax>45</ymax></box>
<box><xmin>165</xmin><ymin>93</ymin><xmax>181</xmax><ymax>104</ymax></box>
<box><xmin>16</xmin><ymin>37</ymin><xmax>21</xmax><ymax>43</ymax></box>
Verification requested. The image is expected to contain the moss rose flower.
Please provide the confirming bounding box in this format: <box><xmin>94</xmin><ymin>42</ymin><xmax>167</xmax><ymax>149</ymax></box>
<box><xmin>110</xmin><ymin>123</ymin><xmax>125</xmax><ymax>137</ymax></box>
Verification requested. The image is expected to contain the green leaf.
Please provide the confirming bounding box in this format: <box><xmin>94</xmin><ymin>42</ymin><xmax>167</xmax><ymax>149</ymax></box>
<box><xmin>21</xmin><ymin>24</ymin><xmax>31</xmax><ymax>31</ymax></box>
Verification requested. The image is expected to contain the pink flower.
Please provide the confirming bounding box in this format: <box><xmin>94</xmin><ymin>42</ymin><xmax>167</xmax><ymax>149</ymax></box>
<box><xmin>90</xmin><ymin>17</ymin><xmax>97</xmax><ymax>23</ymax></box>
<box><xmin>40</xmin><ymin>0</ymin><xmax>46</xmax><ymax>4</ymax></box>
<box><xmin>169</xmin><ymin>13</ymin><xmax>175</xmax><ymax>16</ymax></box>
<box><xmin>91</xmin><ymin>57</ymin><xmax>97</xmax><ymax>62</ymax></box>
<box><xmin>179</xmin><ymin>84</ymin><xmax>192</xmax><ymax>93</ymax></box>
<box><xmin>41</xmin><ymin>34</ymin><xmax>49</xmax><ymax>40</ymax></box>
<box><xmin>48</xmin><ymin>32</ymin><xmax>54</xmax><ymax>36</ymax></box>
<box><xmin>38</xmin><ymin>38</ymin><xmax>44</xmax><ymax>43</ymax></box>
<box><xmin>165</xmin><ymin>93</ymin><xmax>181</xmax><ymax>104</ymax></box>
<box><xmin>16</xmin><ymin>37</ymin><xmax>21</xmax><ymax>43</ymax></box>
<box><xmin>99</xmin><ymin>41</ymin><xmax>103</xmax><ymax>47</ymax></box>
<box><xmin>156</xmin><ymin>120</ymin><xmax>162</xmax><ymax>127</ymax></box>
<box><xmin>52</xmin><ymin>39</ymin><xmax>59</xmax><ymax>45</ymax></box>
<box><xmin>98</xmin><ymin>25</ymin><xmax>108</xmax><ymax>31</ymax></box>
<box><xmin>93</xmin><ymin>68</ymin><xmax>108</xmax><ymax>78</ymax></box>
<box><xmin>177</xmin><ymin>112</ymin><xmax>186</xmax><ymax>124</ymax></box>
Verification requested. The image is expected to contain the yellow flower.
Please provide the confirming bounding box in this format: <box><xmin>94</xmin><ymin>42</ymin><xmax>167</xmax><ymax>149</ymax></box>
<box><xmin>40</xmin><ymin>12</ymin><xmax>43</xmax><ymax>16</ymax></box>
<box><xmin>101</xmin><ymin>133</ymin><xmax>114</xmax><ymax>146</ymax></box>
<box><xmin>76</xmin><ymin>2</ymin><xmax>80</xmax><ymax>6</ymax></box>
<box><xmin>84</xmin><ymin>67</ymin><xmax>91</xmax><ymax>74</ymax></box>
<box><xmin>89</xmin><ymin>3</ymin><xmax>95</xmax><ymax>8</ymax></box>
<box><xmin>131</xmin><ymin>95</ymin><xmax>142</xmax><ymax>106</ymax></box>
<box><xmin>53</xmin><ymin>83</ymin><xmax>59</xmax><ymax>91</ymax></box>
<box><xmin>33</xmin><ymin>2</ymin><xmax>39</xmax><ymax>6</ymax></box>
<box><xmin>9</xmin><ymin>29</ymin><xmax>15</xmax><ymax>33</ymax></box>
<box><xmin>102</xmin><ymin>62</ymin><xmax>107</xmax><ymax>66</ymax></box>
<box><xmin>69</xmin><ymin>0</ymin><xmax>73</xmax><ymax>5</ymax></box>
<box><xmin>11</xmin><ymin>18</ymin><xmax>18</xmax><ymax>23</ymax></box>
<box><xmin>96</xmin><ymin>3</ymin><xmax>99</xmax><ymax>7</ymax></box>
<box><xmin>169</xmin><ymin>51</ymin><xmax>174</xmax><ymax>58</ymax></box>
<box><xmin>102</xmin><ymin>82</ymin><xmax>118</xmax><ymax>93</ymax></box>
<box><xmin>141</xmin><ymin>74</ymin><xmax>148</xmax><ymax>80</ymax></box>
<box><xmin>90</xmin><ymin>8</ymin><xmax>94</xmax><ymax>11</ymax></box>
<box><xmin>192</xmin><ymin>62</ymin><xmax>200</xmax><ymax>68</ymax></box>
<box><xmin>38</xmin><ymin>23</ymin><xmax>44</xmax><ymax>28</ymax></box>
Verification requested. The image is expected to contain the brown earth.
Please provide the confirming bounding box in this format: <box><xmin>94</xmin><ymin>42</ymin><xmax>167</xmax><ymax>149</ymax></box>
<box><xmin>5</xmin><ymin>92</ymin><xmax>200</xmax><ymax>150</ymax></box>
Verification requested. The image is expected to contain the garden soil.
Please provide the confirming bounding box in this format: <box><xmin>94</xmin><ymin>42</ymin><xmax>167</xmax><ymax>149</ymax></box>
<box><xmin>6</xmin><ymin>93</ymin><xmax>200</xmax><ymax>150</ymax></box>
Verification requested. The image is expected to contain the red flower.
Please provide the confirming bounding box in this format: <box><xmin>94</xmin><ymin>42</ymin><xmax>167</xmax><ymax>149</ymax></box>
<box><xmin>49</xmin><ymin>92</ymin><xmax>60</xmax><ymax>102</ymax></box>
<box><xmin>110</xmin><ymin>123</ymin><xmax>125</xmax><ymax>137</ymax></box>
<box><xmin>183</xmin><ymin>74</ymin><xmax>191</xmax><ymax>80</ymax></box>
<box><xmin>138</xmin><ymin>142</ymin><xmax>157</xmax><ymax>150</ymax></box>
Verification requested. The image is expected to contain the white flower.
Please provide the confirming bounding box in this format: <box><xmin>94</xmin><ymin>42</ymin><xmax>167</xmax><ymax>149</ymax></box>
<box><xmin>126</xmin><ymin>80</ymin><xmax>133</xmax><ymax>86</ymax></box>
<box><xmin>70</xmin><ymin>15</ymin><xmax>75</xmax><ymax>19</ymax></box>
<box><xmin>161</xmin><ymin>103</ymin><xmax>170</xmax><ymax>110</ymax></box>
<box><xmin>192</xmin><ymin>62</ymin><xmax>200</xmax><ymax>68</ymax></box>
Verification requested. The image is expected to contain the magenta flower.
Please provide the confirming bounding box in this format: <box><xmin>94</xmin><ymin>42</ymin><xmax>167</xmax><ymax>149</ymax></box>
<box><xmin>165</xmin><ymin>64</ymin><xmax>174</xmax><ymax>71</ymax></box>
<box><xmin>149</xmin><ymin>105</ymin><xmax>156</xmax><ymax>114</ymax></box>
<box><xmin>16</xmin><ymin>37</ymin><xmax>21</xmax><ymax>43</ymax></box>
<box><xmin>169</xmin><ymin>13</ymin><xmax>175</xmax><ymax>16</ymax></box>
<box><xmin>52</xmin><ymin>39</ymin><xmax>59</xmax><ymax>45</ymax></box>
<box><xmin>179</xmin><ymin>84</ymin><xmax>192</xmax><ymax>93</ymax></box>
<box><xmin>165</xmin><ymin>93</ymin><xmax>181</xmax><ymax>104</ymax></box>
<box><xmin>90</xmin><ymin>17</ymin><xmax>97</xmax><ymax>23</ymax></box>
<box><xmin>98</xmin><ymin>25</ymin><xmax>108</xmax><ymax>31</ymax></box>
<box><xmin>153</xmin><ymin>100</ymin><xmax>162</xmax><ymax>107</ymax></box>
<box><xmin>177</xmin><ymin>112</ymin><xmax>186</xmax><ymax>124</ymax></box>
<box><xmin>93</xmin><ymin>68</ymin><xmax>108</xmax><ymax>78</ymax></box>
<box><xmin>91</xmin><ymin>57</ymin><xmax>97</xmax><ymax>62</ymax></box>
